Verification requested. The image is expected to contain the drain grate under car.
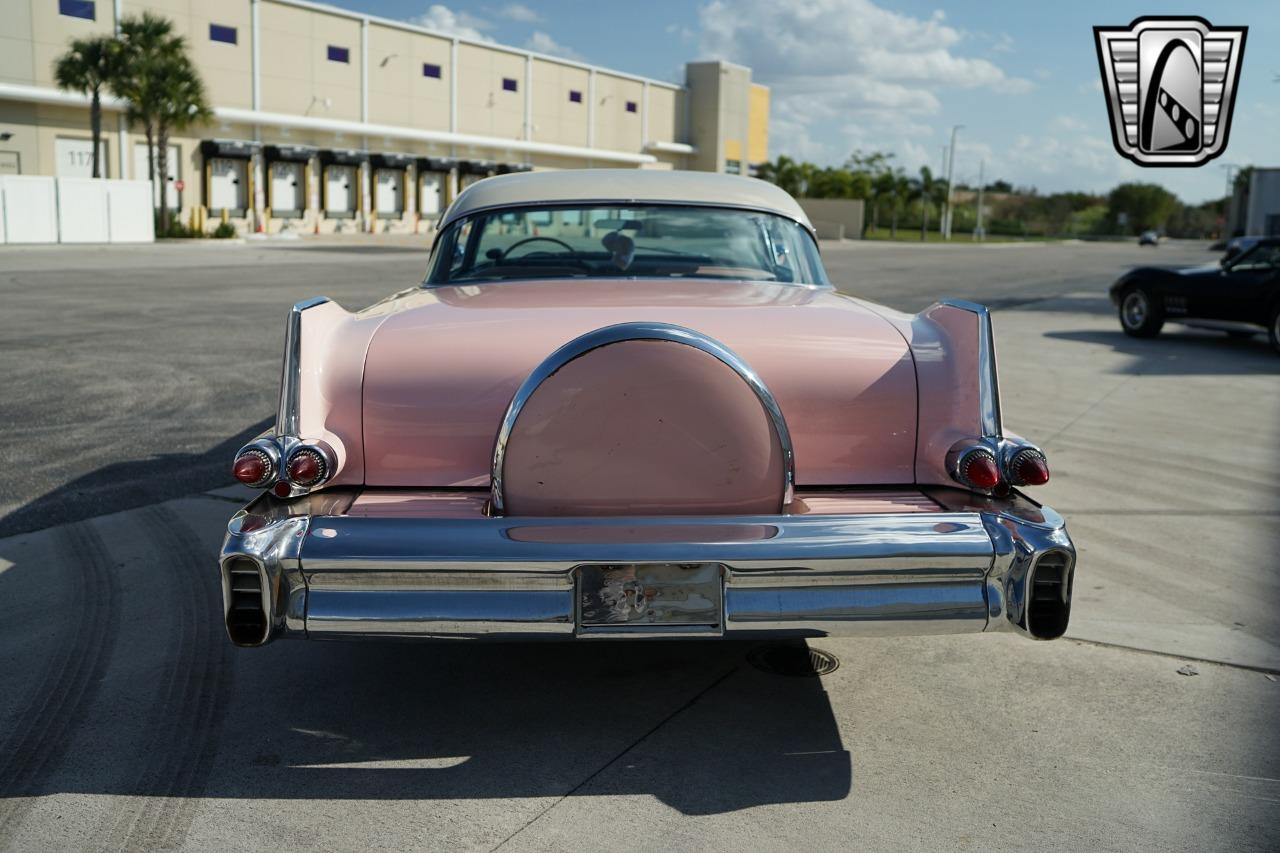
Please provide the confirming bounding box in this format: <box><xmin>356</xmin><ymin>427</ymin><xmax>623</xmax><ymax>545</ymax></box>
<box><xmin>747</xmin><ymin>644</ymin><xmax>840</xmax><ymax>677</ymax></box>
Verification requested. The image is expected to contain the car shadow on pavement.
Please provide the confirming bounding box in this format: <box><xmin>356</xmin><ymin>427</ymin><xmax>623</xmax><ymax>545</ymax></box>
<box><xmin>1044</xmin><ymin>328</ymin><xmax>1280</xmax><ymax>376</ymax></box>
<box><xmin>214</xmin><ymin>640</ymin><xmax>853</xmax><ymax>813</ymax></box>
<box><xmin>0</xmin><ymin>416</ymin><xmax>273</xmax><ymax>539</ymax></box>
<box><xmin>0</xmin><ymin>490</ymin><xmax>851</xmax><ymax>820</ymax></box>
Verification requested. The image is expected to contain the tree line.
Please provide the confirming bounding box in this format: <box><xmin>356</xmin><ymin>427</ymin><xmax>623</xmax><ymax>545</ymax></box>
<box><xmin>54</xmin><ymin>13</ymin><xmax>210</xmax><ymax>233</ymax></box>
<box><xmin>755</xmin><ymin>152</ymin><xmax>1233</xmax><ymax>240</ymax></box>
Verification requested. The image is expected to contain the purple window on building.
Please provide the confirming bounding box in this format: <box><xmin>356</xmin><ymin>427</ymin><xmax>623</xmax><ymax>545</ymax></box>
<box><xmin>59</xmin><ymin>0</ymin><xmax>95</xmax><ymax>19</ymax></box>
<box><xmin>423</xmin><ymin>63</ymin><xmax>442</xmax><ymax>79</ymax></box>
<box><xmin>625</xmin><ymin>101</ymin><xmax>638</xmax><ymax>113</ymax></box>
<box><xmin>569</xmin><ymin>90</ymin><xmax>582</xmax><ymax>103</ymax></box>
<box><xmin>327</xmin><ymin>45</ymin><xmax>350</xmax><ymax>63</ymax></box>
<box><xmin>502</xmin><ymin>78</ymin><xmax>518</xmax><ymax>93</ymax></box>
<box><xmin>209</xmin><ymin>24</ymin><xmax>237</xmax><ymax>44</ymax></box>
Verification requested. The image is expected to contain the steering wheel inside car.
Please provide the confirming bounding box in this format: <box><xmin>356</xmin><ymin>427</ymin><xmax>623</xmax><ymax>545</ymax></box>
<box><xmin>500</xmin><ymin>236</ymin><xmax>577</xmax><ymax>260</ymax></box>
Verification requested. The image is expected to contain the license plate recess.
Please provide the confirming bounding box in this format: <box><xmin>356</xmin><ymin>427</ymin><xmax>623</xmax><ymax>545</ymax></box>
<box><xmin>575</xmin><ymin>562</ymin><xmax>724</xmax><ymax>636</ymax></box>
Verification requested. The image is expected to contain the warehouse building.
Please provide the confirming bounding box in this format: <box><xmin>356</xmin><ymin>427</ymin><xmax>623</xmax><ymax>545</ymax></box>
<box><xmin>0</xmin><ymin>0</ymin><xmax>769</xmax><ymax>234</ymax></box>
<box><xmin>1226</xmin><ymin>168</ymin><xmax>1280</xmax><ymax>238</ymax></box>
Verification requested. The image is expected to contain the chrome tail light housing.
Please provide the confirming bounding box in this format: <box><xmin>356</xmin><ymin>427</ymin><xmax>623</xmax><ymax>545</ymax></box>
<box><xmin>948</xmin><ymin>438</ymin><xmax>1050</xmax><ymax>494</ymax></box>
<box><xmin>232</xmin><ymin>436</ymin><xmax>334</xmax><ymax>497</ymax></box>
<box><xmin>1005</xmin><ymin>445</ymin><xmax>1050</xmax><ymax>487</ymax></box>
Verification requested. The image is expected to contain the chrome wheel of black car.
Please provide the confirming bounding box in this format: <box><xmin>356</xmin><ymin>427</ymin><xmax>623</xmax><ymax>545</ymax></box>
<box><xmin>1120</xmin><ymin>288</ymin><xmax>1164</xmax><ymax>338</ymax></box>
<box><xmin>1269</xmin><ymin>307</ymin><xmax>1280</xmax><ymax>355</ymax></box>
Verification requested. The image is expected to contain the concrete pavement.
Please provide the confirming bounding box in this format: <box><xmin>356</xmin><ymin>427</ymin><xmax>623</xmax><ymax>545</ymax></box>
<box><xmin>0</xmin><ymin>238</ymin><xmax>1277</xmax><ymax>851</ymax></box>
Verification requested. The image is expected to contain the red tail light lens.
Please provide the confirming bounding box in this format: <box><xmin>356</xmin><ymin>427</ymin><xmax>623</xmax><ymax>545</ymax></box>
<box><xmin>1009</xmin><ymin>448</ymin><xmax>1050</xmax><ymax>486</ymax></box>
<box><xmin>286</xmin><ymin>447</ymin><xmax>328</xmax><ymax>487</ymax></box>
<box><xmin>959</xmin><ymin>449</ymin><xmax>1001</xmax><ymax>491</ymax></box>
<box><xmin>232</xmin><ymin>449</ymin><xmax>274</xmax><ymax>488</ymax></box>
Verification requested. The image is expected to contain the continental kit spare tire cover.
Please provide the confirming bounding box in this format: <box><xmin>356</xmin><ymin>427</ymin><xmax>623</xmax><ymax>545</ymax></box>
<box><xmin>498</xmin><ymin>337</ymin><xmax>786</xmax><ymax>516</ymax></box>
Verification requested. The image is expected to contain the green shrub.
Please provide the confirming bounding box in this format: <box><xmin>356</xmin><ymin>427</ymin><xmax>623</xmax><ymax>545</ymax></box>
<box><xmin>157</xmin><ymin>218</ymin><xmax>198</xmax><ymax>239</ymax></box>
<box><xmin>211</xmin><ymin>222</ymin><xmax>237</xmax><ymax>239</ymax></box>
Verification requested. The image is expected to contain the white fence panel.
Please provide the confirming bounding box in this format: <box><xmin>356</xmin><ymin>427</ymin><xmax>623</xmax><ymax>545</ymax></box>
<box><xmin>56</xmin><ymin>178</ymin><xmax>111</xmax><ymax>243</ymax></box>
<box><xmin>106</xmin><ymin>180</ymin><xmax>155</xmax><ymax>243</ymax></box>
<box><xmin>0</xmin><ymin>176</ymin><xmax>59</xmax><ymax>244</ymax></box>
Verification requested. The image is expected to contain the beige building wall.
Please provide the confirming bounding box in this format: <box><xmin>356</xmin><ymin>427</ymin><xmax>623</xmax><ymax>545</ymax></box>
<box><xmin>36</xmin><ymin>1</ymin><xmax>118</xmax><ymax>87</ymax></box>
<box><xmin>365</xmin><ymin>23</ymin><xmax>451</xmax><ymax>130</ymax></box>
<box><xmin>366</xmin><ymin>24</ymin><xmax>455</xmax><ymax>129</ymax></box>
<box><xmin>127</xmin><ymin>0</ymin><xmax>254</xmax><ymax>109</ymax></box>
<box><xmin>592</xmin><ymin>73</ymin><xmax>642</xmax><ymax>153</ymax></box>
<box><xmin>0</xmin><ymin>0</ymin><xmax>774</xmax><ymax>237</ymax></box>
<box><xmin>685</xmin><ymin>62</ymin><xmax>721</xmax><ymax>173</ymax></box>
<box><xmin>0</xmin><ymin>100</ymin><xmax>40</xmax><ymax>175</ymax></box>
<box><xmin>259</xmin><ymin>1</ymin><xmax>362</xmax><ymax>121</ymax></box>
<box><xmin>685</xmin><ymin>61</ymin><xmax>757</xmax><ymax>173</ymax></box>
<box><xmin>531</xmin><ymin>58</ymin><xmax>588</xmax><ymax>148</ymax></box>
<box><xmin>646</xmin><ymin>86</ymin><xmax>677</xmax><ymax>145</ymax></box>
<box><xmin>0</xmin><ymin>0</ymin><xmax>37</xmax><ymax>85</ymax></box>
<box><xmin>456</xmin><ymin>44</ymin><xmax>524</xmax><ymax>140</ymax></box>
<box><xmin>748</xmin><ymin>83</ymin><xmax>769</xmax><ymax>166</ymax></box>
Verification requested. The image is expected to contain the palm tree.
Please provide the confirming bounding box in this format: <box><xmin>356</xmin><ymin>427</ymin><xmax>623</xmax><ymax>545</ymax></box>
<box><xmin>870</xmin><ymin>169</ymin><xmax>897</xmax><ymax>234</ymax></box>
<box><xmin>889</xmin><ymin>173</ymin><xmax>910</xmax><ymax>238</ymax></box>
<box><xmin>911</xmin><ymin>166</ymin><xmax>945</xmax><ymax>241</ymax></box>
<box><xmin>115</xmin><ymin>13</ymin><xmax>208</xmax><ymax>231</ymax></box>
<box><xmin>757</xmin><ymin>155</ymin><xmax>811</xmax><ymax>198</ymax></box>
<box><xmin>53</xmin><ymin>35</ymin><xmax>120</xmax><ymax>178</ymax></box>
<box><xmin>152</xmin><ymin>58</ymin><xmax>210</xmax><ymax>232</ymax></box>
<box><xmin>115</xmin><ymin>13</ymin><xmax>183</xmax><ymax>213</ymax></box>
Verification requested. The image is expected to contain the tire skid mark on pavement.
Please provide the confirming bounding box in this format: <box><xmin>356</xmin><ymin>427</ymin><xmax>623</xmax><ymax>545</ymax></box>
<box><xmin>99</xmin><ymin>504</ymin><xmax>232</xmax><ymax>853</ymax></box>
<box><xmin>0</xmin><ymin>521</ymin><xmax>121</xmax><ymax>839</ymax></box>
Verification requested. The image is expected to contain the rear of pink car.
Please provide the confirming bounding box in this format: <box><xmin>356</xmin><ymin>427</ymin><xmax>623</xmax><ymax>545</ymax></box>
<box><xmin>219</xmin><ymin>171</ymin><xmax>1074</xmax><ymax>647</ymax></box>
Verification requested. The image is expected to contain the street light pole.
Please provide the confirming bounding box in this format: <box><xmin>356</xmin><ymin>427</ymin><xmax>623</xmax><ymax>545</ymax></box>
<box><xmin>974</xmin><ymin>158</ymin><xmax>985</xmax><ymax>242</ymax></box>
<box><xmin>943</xmin><ymin>124</ymin><xmax>963</xmax><ymax>240</ymax></box>
<box><xmin>1221</xmin><ymin>163</ymin><xmax>1238</xmax><ymax>238</ymax></box>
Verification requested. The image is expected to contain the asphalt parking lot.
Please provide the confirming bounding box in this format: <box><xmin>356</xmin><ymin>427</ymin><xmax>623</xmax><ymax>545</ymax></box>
<box><xmin>1</xmin><ymin>237</ymin><xmax>1277</xmax><ymax>852</ymax></box>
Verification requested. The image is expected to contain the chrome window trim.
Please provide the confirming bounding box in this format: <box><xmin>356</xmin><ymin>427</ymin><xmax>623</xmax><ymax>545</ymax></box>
<box><xmin>276</xmin><ymin>296</ymin><xmax>331</xmax><ymax>437</ymax></box>
<box><xmin>940</xmin><ymin>298</ymin><xmax>1002</xmax><ymax>439</ymax></box>
<box><xmin>490</xmin><ymin>321</ymin><xmax>796</xmax><ymax>515</ymax></box>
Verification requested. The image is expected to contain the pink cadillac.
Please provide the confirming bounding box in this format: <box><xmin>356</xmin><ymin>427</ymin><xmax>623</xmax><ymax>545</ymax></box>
<box><xmin>220</xmin><ymin>170</ymin><xmax>1075</xmax><ymax>647</ymax></box>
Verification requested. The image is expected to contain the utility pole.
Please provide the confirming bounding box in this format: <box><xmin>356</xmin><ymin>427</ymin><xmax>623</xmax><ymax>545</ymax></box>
<box><xmin>974</xmin><ymin>159</ymin><xmax>985</xmax><ymax>242</ymax></box>
<box><xmin>943</xmin><ymin>124</ymin><xmax>962</xmax><ymax>240</ymax></box>
<box><xmin>1221</xmin><ymin>163</ymin><xmax>1238</xmax><ymax>237</ymax></box>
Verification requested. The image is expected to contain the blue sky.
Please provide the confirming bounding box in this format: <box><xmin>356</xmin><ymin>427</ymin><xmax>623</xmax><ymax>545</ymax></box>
<box><xmin>339</xmin><ymin>0</ymin><xmax>1278</xmax><ymax>203</ymax></box>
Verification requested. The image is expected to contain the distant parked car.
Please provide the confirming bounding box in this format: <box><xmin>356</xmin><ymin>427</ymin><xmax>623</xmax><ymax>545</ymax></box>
<box><xmin>1138</xmin><ymin>230</ymin><xmax>1160</xmax><ymax>246</ymax></box>
<box><xmin>218</xmin><ymin>169</ymin><xmax>1076</xmax><ymax>650</ymax></box>
<box><xmin>1109</xmin><ymin>237</ymin><xmax>1280</xmax><ymax>353</ymax></box>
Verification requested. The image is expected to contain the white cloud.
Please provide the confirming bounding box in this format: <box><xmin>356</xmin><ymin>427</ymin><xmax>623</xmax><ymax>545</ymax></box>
<box><xmin>698</xmin><ymin>0</ymin><xmax>1033</xmax><ymax>166</ymax></box>
<box><xmin>500</xmin><ymin>3</ymin><xmax>541</xmax><ymax>23</ymax></box>
<box><xmin>525</xmin><ymin>30</ymin><xmax>585</xmax><ymax>61</ymax></box>
<box><xmin>990</xmin><ymin>32</ymin><xmax>1015</xmax><ymax>54</ymax></box>
<box><xmin>412</xmin><ymin>5</ymin><xmax>493</xmax><ymax>41</ymax></box>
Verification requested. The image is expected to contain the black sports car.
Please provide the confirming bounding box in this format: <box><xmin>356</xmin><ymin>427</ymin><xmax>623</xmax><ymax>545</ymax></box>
<box><xmin>1109</xmin><ymin>238</ymin><xmax>1280</xmax><ymax>354</ymax></box>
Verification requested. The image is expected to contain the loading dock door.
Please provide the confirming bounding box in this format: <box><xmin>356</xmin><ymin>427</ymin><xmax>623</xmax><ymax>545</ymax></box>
<box><xmin>270</xmin><ymin>161</ymin><xmax>304</xmax><ymax>216</ymax></box>
<box><xmin>55</xmin><ymin>137</ymin><xmax>109</xmax><ymax>178</ymax></box>
<box><xmin>375</xmin><ymin>169</ymin><xmax>403</xmax><ymax>215</ymax></box>
<box><xmin>209</xmin><ymin>158</ymin><xmax>247</xmax><ymax>213</ymax></box>
<box><xmin>134</xmin><ymin>142</ymin><xmax>181</xmax><ymax>210</ymax></box>
<box><xmin>325</xmin><ymin>165</ymin><xmax>356</xmax><ymax>216</ymax></box>
<box><xmin>419</xmin><ymin>171</ymin><xmax>445</xmax><ymax>217</ymax></box>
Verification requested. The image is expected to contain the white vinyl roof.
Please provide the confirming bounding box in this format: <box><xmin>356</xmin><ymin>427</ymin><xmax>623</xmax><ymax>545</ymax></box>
<box><xmin>441</xmin><ymin>169</ymin><xmax>812</xmax><ymax>232</ymax></box>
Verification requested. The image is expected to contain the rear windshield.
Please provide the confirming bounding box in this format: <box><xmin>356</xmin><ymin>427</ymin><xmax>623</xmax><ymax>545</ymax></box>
<box><xmin>424</xmin><ymin>204</ymin><xmax>828</xmax><ymax>286</ymax></box>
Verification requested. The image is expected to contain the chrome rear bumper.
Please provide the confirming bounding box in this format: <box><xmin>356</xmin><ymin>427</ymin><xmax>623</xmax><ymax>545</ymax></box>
<box><xmin>218</xmin><ymin>488</ymin><xmax>1075</xmax><ymax>647</ymax></box>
